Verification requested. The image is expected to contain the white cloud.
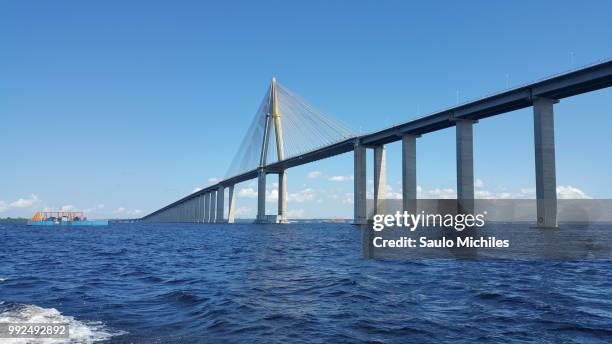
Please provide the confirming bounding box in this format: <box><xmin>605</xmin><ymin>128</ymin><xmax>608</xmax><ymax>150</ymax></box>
<box><xmin>413</xmin><ymin>182</ymin><xmax>591</xmax><ymax>200</ymax></box>
<box><xmin>9</xmin><ymin>194</ymin><xmax>40</xmax><ymax>208</ymax></box>
<box><xmin>238</xmin><ymin>187</ymin><xmax>257</xmax><ymax>198</ymax></box>
<box><xmin>192</xmin><ymin>187</ymin><xmax>202</xmax><ymax>193</ymax></box>
<box><xmin>208</xmin><ymin>177</ymin><xmax>220</xmax><ymax>184</ymax></box>
<box><xmin>475</xmin><ymin>190</ymin><xmax>493</xmax><ymax>199</ymax></box>
<box><xmin>417</xmin><ymin>186</ymin><xmax>456</xmax><ymax>199</ymax></box>
<box><xmin>328</xmin><ymin>175</ymin><xmax>353</xmax><ymax>182</ymax></box>
<box><xmin>557</xmin><ymin>185</ymin><xmax>591</xmax><ymax>199</ymax></box>
<box><xmin>267</xmin><ymin>188</ymin><xmax>278</xmax><ymax>201</ymax></box>
<box><xmin>97</xmin><ymin>204</ymin><xmax>105</xmax><ymax>209</ymax></box>
<box><xmin>384</xmin><ymin>184</ymin><xmax>402</xmax><ymax>199</ymax></box>
<box><xmin>342</xmin><ymin>193</ymin><xmax>354</xmax><ymax>204</ymax></box>
<box><xmin>113</xmin><ymin>207</ymin><xmax>141</xmax><ymax>217</ymax></box>
<box><xmin>287</xmin><ymin>188</ymin><xmax>316</xmax><ymax>203</ymax></box>
<box><xmin>307</xmin><ymin>171</ymin><xmax>323</xmax><ymax>179</ymax></box>
<box><xmin>519</xmin><ymin>188</ymin><xmax>536</xmax><ymax>198</ymax></box>
<box><xmin>0</xmin><ymin>201</ymin><xmax>7</xmax><ymax>212</ymax></box>
<box><xmin>287</xmin><ymin>209</ymin><xmax>306</xmax><ymax>219</ymax></box>
<box><xmin>234</xmin><ymin>206</ymin><xmax>253</xmax><ymax>217</ymax></box>
<box><xmin>60</xmin><ymin>205</ymin><xmax>74</xmax><ymax>211</ymax></box>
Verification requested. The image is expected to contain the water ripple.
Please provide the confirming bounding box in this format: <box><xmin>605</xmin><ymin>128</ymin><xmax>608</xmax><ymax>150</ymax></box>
<box><xmin>1</xmin><ymin>223</ymin><xmax>612</xmax><ymax>343</ymax></box>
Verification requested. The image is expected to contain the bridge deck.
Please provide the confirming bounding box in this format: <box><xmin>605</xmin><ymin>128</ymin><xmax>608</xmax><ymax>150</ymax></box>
<box><xmin>143</xmin><ymin>59</ymin><xmax>612</xmax><ymax>219</ymax></box>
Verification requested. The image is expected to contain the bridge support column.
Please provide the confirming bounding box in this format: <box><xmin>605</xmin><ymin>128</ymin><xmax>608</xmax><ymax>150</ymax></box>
<box><xmin>193</xmin><ymin>197</ymin><xmax>197</xmax><ymax>223</ymax></box>
<box><xmin>227</xmin><ymin>185</ymin><xmax>236</xmax><ymax>223</ymax></box>
<box><xmin>353</xmin><ymin>143</ymin><xmax>367</xmax><ymax>224</ymax></box>
<box><xmin>197</xmin><ymin>195</ymin><xmax>203</xmax><ymax>223</ymax></box>
<box><xmin>190</xmin><ymin>198</ymin><xmax>196</xmax><ymax>223</ymax></box>
<box><xmin>192</xmin><ymin>198</ymin><xmax>197</xmax><ymax>222</ymax></box>
<box><xmin>402</xmin><ymin>134</ymin><xmax>418</xmax><ymax>214</ymax></box>
<box><xmin>186</xmin><ymin>199</ymin><xmax>191</xmax><ymax>223</ymax></box>
<box><xmin>204</xmin><ymin>193</ymin><xmax>210</xmax><ymax>223</ymax></box>
<box><xmin>198</xmin><ymin>194</ymin><xmax>204</xmax><ymax>223</ymax></box>
<box><xmin>373</xmin><ymin>145</ymin><xmax>387</xmax><ymax>216</ymax></box>
<box><xmin>256</xmin><ymin>170</ymin><xmax>266</xmax><ymax>223</ymax></box>
<box><xmin>278</xmin><ymin>171</ymin><xmax>287</xmax><ymax>223</ymax></box>
<box><xmin>216</xmin><ymin>185</ymin><xmax>225</xmax><ymax>223</ymax></box>
<box><xmin>185</xmin><ymin>199</ymin><xmax>192</xmax><ymax>222</ymax></box>
<box><xmin>533</xmin><ymin>97</ymin><xmax>558</xmax><ymax>228</ymax></box>
<box><xmin>193</xmin><ymin>196</ymin><xmax>200</xmax><ymax>223</ymax></box>
<box><xmin>186</xmin><ymin>200</ymin><xmax>190</xmax><ymax>223</ymax></box>
<box><xmin>210</xmin><ymin>190</ymin><xmax>217</xmax><ymax>223</ymax></box>
<box><xmin>456</xmin><ymin>119</ymin><xmax>475</xmax><ymax>213</ymax></box>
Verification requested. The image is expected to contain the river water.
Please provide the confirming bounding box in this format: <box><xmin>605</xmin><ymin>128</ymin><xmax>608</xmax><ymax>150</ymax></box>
<box><xmin>1</xmin><ymin>223</ymin><xmax>612</xmax><ymax>343</ymax></box>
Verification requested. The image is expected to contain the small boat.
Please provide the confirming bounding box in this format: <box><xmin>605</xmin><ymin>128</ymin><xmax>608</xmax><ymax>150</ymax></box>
<box><xmin>27</xmin><ymin>211</ymin><xmax>108</xmax><ymax>226</ymax></box>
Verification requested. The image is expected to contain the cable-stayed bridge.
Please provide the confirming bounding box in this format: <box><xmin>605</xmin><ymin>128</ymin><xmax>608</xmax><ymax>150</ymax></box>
<box><xmin>142</xmin><ymin>59</ymin><xmax>612</xmax><ymax>226</ymax></box>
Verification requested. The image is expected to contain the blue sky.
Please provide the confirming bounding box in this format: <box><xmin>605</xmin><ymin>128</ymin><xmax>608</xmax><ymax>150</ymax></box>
<box><xmin>1</xmin><ymin>1</ymin><xmax>611</xmax><ymax>219</ymax></box>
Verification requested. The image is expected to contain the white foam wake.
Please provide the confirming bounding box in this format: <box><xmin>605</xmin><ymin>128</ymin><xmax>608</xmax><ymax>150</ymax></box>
<box><xmin>0</xmin><ymin>304</ymin><xmax>126</xmax><ymax>344</ymax></box>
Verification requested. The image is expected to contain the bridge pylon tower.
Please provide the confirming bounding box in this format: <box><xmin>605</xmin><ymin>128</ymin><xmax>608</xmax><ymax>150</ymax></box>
<box><xmin>257</xmin><ymin>77</ymin><xmax>287</xmax><ymax>223</ymax></box>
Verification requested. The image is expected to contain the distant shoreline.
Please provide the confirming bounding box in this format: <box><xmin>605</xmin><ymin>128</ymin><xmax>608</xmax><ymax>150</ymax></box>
<box><xmin>0</xmin><ymin>217</ymin><xmax>28</xmax><ymax>224</ymax></box>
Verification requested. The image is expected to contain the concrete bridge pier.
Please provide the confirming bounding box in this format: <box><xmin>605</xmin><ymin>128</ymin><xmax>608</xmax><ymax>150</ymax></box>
<box><xmin>198</xmin><ymin>194</ymin><xmax>204</xmax><ymax>223</ymax></box>
<box><xmin>373</xmin><ymin>146</ymin><xmax>387</xmax><ymax>216</ymax></box>
<box><xmin>186</xmin><ymin>199</ymin><xmax>190</xmax><ymax>223</ymax></box>
<box><xmin>190</xmin><ymin>198</ymin><xmax>195</xmax><ymax>223</ymax></box>
<box><xmin>210</xmin><ymin>190</ymin><xmax>217</xmax><ymax>223</ymax></box>
<box><xmin>192</xmin><ymin>198</ymin><xmax>196</xmax><ymax>222</ymax></box>
<box><xmin>186</xmin><ymin>199</ymin><xmax>191</xmax><ymax>223</ymax></box>
<box><xmin>255</xmin><ymin>169</ymin><xmax>287</xmax><ymax>224</ymax></box>
<box><xmin>256</xmin><ymin>169</ymin><xmax>266</xmax><ymax>223</ymax></box>
<box><xmin>533</xmin><ymin>97</ymin><xmax>558</xmax><ymax>228</ymax></box>
<box><xmin>204</xmin><ymin>192</ymin><xmax>211</xmax><ymax>223</ymax></box>
<box><xmin>184</xmin><ymin>199</ymin><xmax>193</xmax><ymax>222</ymax></box>
<box><xmin>353</xmin><ymin>142</ymin><xmax>367</xmax><ymax>224</ymax></box>
<box><xmin>456</xmin><ymin>119</ymin><xmax>476</xmax><ymax>214</ymax></box>
<box><xmin>278</xmin><ymin>171</ymin><xmax>287</xmax><ymax>223</ymax></box>
<box><xmin>194</xmin><ymin>196</ymin><xmax>200</xmax><ymax>223</ymax></box>
<box><xmin>402</xmin><ymin>134</ymin><xmax>418</xmax><ymax>214</ymax></box>
<box><xmin>193</xmin><ymin>197</ymin><xmax>198</xmax><ymax>222</ymax></box>
<box><xmin>216</xmin><ymin>185</ymin><xmax>225</xmax><ymax>223</ymax></box>
<box><xmin>193</xmin><ymin>196</ymin><xmax>197</xmax><ymax>223</ymax></box>
<box><xmin>227</xmin><ymin>185</ymin><xmax>236</xmax><ymax>223</ymax></box>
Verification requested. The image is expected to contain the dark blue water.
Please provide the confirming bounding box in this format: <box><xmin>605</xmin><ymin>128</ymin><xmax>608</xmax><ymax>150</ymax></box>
<box><xmin>1</xmin><ymin>223</ymin><xmax>612</xmax><ymax>343</ymax></box>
